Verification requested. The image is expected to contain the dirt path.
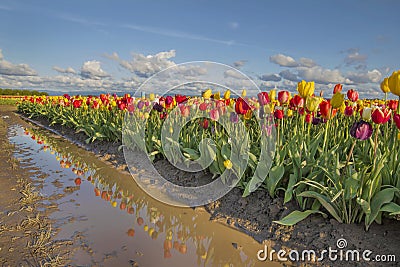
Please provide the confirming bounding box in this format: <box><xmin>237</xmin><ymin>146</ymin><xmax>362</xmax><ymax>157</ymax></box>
<box><xmin>0</xmin><ymin>106</ymin><xmax>72</xmax><ymax>266</ymax></box>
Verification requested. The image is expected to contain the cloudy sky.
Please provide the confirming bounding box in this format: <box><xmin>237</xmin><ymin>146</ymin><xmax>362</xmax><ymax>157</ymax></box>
<box><xmin>0</xmin><ymin>0</ymin><xmax>399</xmax><ymax>98</ymax></box>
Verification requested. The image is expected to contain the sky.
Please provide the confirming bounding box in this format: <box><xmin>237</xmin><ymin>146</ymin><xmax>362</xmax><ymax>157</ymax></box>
<box><xmin>0</xmin><ymin>0</ymin><xmax>399</xmax><ymax>98</ymax></box>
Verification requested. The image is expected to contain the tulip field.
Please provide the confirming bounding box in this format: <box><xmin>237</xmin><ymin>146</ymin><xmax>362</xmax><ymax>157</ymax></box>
<box><xmin>16</xmin><ymin>71</ymin><xmax>400</xmax><ymax>229</ymax></box>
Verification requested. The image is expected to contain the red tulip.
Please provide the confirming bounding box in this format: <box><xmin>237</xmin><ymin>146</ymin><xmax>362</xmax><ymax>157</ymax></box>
<box><xmin>257</xmin><ymin>92</ymin><xmax>270</xmax><ymax>106</ymax></box>
<box><xmin>371</xmin><ymin>108</ymin><xmax>391</xmax><ymax>124</ymax></box>
<box><xmin>394</xmin><ymin>114</ymin><xmax>400</xmax><ymax>129</ymax></box>
<box><xmin>165</xmin><ymin>96</ymin><xmax>174</xmax><ymax>108</ymax></box>
<box><xmin>305</xmin><ymin>113</ymin><xmax>313</xmax><ymax>123</ymax></box>
<box><xmin>319</xmin><ymin>100</ymin><xmax>331</xmax><ymax>119</ymax></box>
<box><xmin>72</xmin><ymin>99</ymin><xmax>82</xmax><ymax>108</ymax></box>
<box><xmin>333</xmin><ymin>84</ymin><xmax>343</xmax><ymax>94</ymax></box>
<box><xmin>199</xmin><ymin>102</ymin><xmax>208</xmax><ymax>111</ymax></box>
<box><xmin>74</xmin><ymin>178</ymin><xmax>82</xmax><ymax>186</ymax></box>
<box><xmin>175</xmin><ymin>95</ymin><xmax>187</xmax><ymax>104</ymax></box>
<box><xmin>347</xmin><ymin>89</ymin><xmax>359</xmax><ymax>102</ymax></box>
<box><xmin>118</xmin><ymin>102</ymin><xmax>126</xmax><ymax>110</ymax></box>
<box><xmin>201</xmin><ymin>118</ymin><xmax>209</xmax><ymax>129</ymax></box>
<box><xmin>127</xmin><ymin>228</ymin><xmax>135</xmax><ymax>237</ymax></box>
<box><xmin>289</xmin><ymin>95</ymin><xmax>304</xmax><ymax>109</ymax></box>
<box><xmin>235</xmin><ymin>97</ymin><xmax>250</xmax><ymax>115</ymax></box>
<box><xmin>387</xmin><ymin>100</ymin><xmax>398</xmax><ymax>111</ymax></box>
<box><xmin>92</xmin><ymin>100</ymin><xmax>100</xmax><ymax>109</ymax></box>
<box><xmin>274</xmin><ymin>109</ymin><xmax>284</xmax><ymax>120</ymax></box>
<box><xmin>278</xmin><ymin>91</ymin><xmax>290</xmax><ymax>104</ymax></box>
<box><xmin>344</xmin><ymin>106</ymin><xmax>354</xmax><ymax>116</ymax></box>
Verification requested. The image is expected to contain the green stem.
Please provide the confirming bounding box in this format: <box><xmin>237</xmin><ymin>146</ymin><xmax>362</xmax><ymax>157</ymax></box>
<box><xmin>345</xmin><ymin>140</ymin><xmax>357</xmax><ymax>171</ymax></box>
<box><xmin>373</xmin><ymin>125</ymin><xmax>380</xmax><ymax>159</ymax></box>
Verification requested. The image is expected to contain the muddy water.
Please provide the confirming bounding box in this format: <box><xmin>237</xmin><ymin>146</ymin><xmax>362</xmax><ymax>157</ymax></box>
<box><xmin>7</xmin><ymin>124</ymin><xmax>284</xmax><ymax>267</ymax></box>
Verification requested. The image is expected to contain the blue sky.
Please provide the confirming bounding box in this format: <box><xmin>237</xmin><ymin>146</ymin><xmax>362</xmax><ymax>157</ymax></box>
<box><xmin>0</xmin><ymin>0</ymin><xmax>399</xmax><ymax>97</ymax></box>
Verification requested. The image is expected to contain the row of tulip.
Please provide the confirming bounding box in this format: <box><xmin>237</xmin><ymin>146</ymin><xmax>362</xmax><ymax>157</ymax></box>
<box><xmin>17</xmin><ymin>70</ymin><xmax>400</xmax><ymax>228</ymax></box>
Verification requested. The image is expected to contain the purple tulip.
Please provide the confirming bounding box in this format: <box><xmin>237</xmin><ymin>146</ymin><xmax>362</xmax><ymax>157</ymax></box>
<box><xmin>230</xmin><ymin>112</ymin><xmax>239</xmax><ymax>123</ymax></box>
<box><xmin>312</xmin><ymin>117</ymin><xmax>322</xmax><ymax>125</ymax></box>
<box><xmin>350</xmin><ymin>120</ymin><xmax>373</xmax><ymax>140</ymax></box>
<box><xmin>137</xmin><ymin>101</ymin><xmax>144</xmax><ymax>110</ymax></box>
<box><xmin>153</xmin><ymin>103</ymin><xmax>164</xmax><ymax>112</ymax></box>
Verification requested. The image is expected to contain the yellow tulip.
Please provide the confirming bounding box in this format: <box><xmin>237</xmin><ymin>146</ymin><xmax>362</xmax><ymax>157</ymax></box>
<box><xmin>202</xmin><ymin>88</ymin><xmax>212</xmax><ymax>99</ymax></box>
<box><xmin>223</xmin><ymin>159</ymin><xmax>233</xmax><ymax>169</ymax></box>
<box><xmin>287</xmin><ymin>109</ymin><xmax>293</xmax><ymax>117</ymax></box>
<box><xmin>241</xmin><ymin>89</ymin><xmax>247</xmax><ymax>97</ymax></box>
<box><xmin>388</xmin><ymin>70</ymin><xmax>400</xmax><ymax>96</ymax></box>
<box><xmin>269</xmin><ymin>89</ymin><xmax>276</xmax><ymax>101</ymax></box>
<box><xmin>306</xmin><ymin>96</ymin><xmax>321</xmax><ymax>112</ymax></box>
<box><xmin>213</xmin><ymin>91</ymin><xmax>221</xmax><ymax>100</ymax></box>
<box><xmin>331</xmin><ymin>92</ymin><xmax>345</xmax><ymax>108</ymax></box>
<box><xmin>339</xmin><ymin>102</ymin><xmax>346</xmax><ymax>114</ymax></box>
<box><xmin>223</xmin><ymin>89</ymin><xmax>231</xmax><ymax>100</ymax></box>
<box><xmin>380</xmin><ymin>77</ymin><xmax>390</xmax><ymax>93</ymax></box>
<box><xmin>297</xmin><ymin>80</ymin><xmax>315</xmax><ymax>99</ymax></box>
<box><xmin>149</xmin><ymin>93</ymin><xmax>155</xmax><ymax>101</ymax></box>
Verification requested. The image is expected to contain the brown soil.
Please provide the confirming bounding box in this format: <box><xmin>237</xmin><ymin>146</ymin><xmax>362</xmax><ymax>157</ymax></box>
<box><xmin>13</xmin><ymin>109</ymin><xmax>400</xmax><ymax>266</ymax></box>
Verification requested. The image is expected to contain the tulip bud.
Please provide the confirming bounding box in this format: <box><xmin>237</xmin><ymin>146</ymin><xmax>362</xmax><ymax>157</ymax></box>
<box><xmin>393</xmin><ymin>114</ymin><xmax>400</xmax><ymax>130</ymax></box>
<box><xmin>202</xmin><ymin>89</ymin><xmax>212</xmax><ymax>99</ymax></box>
<box><xmin>380</xmin><ymin>77</ymin><xmax>390</xmax><ymax>93</ymax></box>
<box><xmin>223</xmin><ymin>90</ymin><xmax>231</xmax><ymax>100</ymax></box>
<box><xmin>347</xmin><ymin>89</ymin><xmax>359</xmax><ymax>102</ymax></box>
<box><xmin>297</xmin><ymin>80</ymin><xmax>315</xmax><ymax>99</ymax></box>
<box><xmin>388</xmin><ymin>70</ymin><xmax>400</xmax><ymax>96</ymax></box>
<box><xmin>333</xmin><ymin>84</ymin><xmax>343</xmax><ymax>94</ymax></box>
<box><xmin>371</xmin><ymin>108</ymin><xmax>391</xmax><ymax>124</ymax></box>
<box><xmin>223</xmin><ymin>159</ymin><xmax>233</xmax><ymax>169</ymax></box>
<box><xmin>278</xmin><ymin>91</ymin><xmax>290</xmax><ymax>104</ymax></box>
<box><xmin>274</xmin><ymin>109</ymin><xmax>284</xmax><ymax>120</ymax></box>
<box><xmin>361</xmin><ymin>108</ymin><xmax>372</xmax><ymax>120</ymax></box>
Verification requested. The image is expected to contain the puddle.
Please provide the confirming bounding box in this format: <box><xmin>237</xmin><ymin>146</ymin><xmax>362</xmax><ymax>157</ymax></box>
<box><xmin>8</xmin><ymin>124</ymin><xmax>284</xmax><ymax>267</ymax></box>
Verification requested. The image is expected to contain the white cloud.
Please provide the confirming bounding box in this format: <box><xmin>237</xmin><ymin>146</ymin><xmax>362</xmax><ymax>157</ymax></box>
<box><xmin>233</xmin><ymin>60</ymin><xmax>246</xmax><ymax>68</ymax></box>
<box><xmin>270</xmin><ymin>53</ymin><xmax>317</xmax><ymax>68</ymax></box>
<box><xmin>0</xmin><ymin>49</ymin><xmax>37</xmax><ymax>76</ymax></box>
<box><xmin>259</xmin><ymin>73</ymin><xmax>281</xmax><ymax>82</ymax></box>
<box><xmin>80</xmin><ymin>60</ymin><xmax>110</xmax><ymax>80</ymax></box>
<box><xmin>105</xmin><ymin>50</ymin><xmax>176</xmax><ymax>77</ymax></box>
<box><xmin>270</xmin><ymin>54</ymin><xmax>298</xmax><ymax>67</ymax></box>
<box><xmin>346</xmin><ymin>69</ymin><xmax>382</xmax><ymax>84</ymax></box>
<box><xmin>224</xmin><ymin>69</ymin><xmax>245</xmax><ymax>79</ymax></box>
<box><xmin>53</xmin><ymin>66</ymin><xmax>76</xmax><ymax>74</ymax></box>
<box><xmin>279</xmin><ymin>69</ymin><xmax>298</xmax><ymax>82</ymax></box>
<box><xmin>298</xmin><ymin>57</ymin><xmax>317</xmax><ymax>68</ymax></box>
<box><xmin>297</xmin><ymin>66</ymin><xmax>349</xmax><ymax>84</ymax></box>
